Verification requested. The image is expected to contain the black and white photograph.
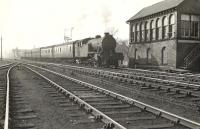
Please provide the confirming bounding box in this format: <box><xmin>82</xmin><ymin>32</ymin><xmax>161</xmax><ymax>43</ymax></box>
<box><xmin>0</xmin><ymin>0</ymin><xmax>200</xmax><ymax>128</ymax></box>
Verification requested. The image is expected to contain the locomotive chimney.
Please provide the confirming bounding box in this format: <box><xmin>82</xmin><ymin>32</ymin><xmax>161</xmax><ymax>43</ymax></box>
<box><xmin>104</xmin><ymin>32</ymin><xmax>110</xmax><ymax>37</ymax></box>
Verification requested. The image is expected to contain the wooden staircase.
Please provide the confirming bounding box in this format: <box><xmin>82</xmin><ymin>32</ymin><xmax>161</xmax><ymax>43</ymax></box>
<box><xmin>183</xmin><ymin>44</ymin><xmax>200</xmax><ymax>69</ymax></box>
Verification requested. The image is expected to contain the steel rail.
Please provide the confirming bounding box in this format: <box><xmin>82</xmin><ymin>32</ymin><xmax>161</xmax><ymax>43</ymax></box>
<box><xmin>4</xmin><ymin>64</ymin><xmax>17</xmax><ymax>129</ymax></box>
<box><xmin>39</xmin><ymin>62</ymin><xmax>200</xmax><ymax>89</ymax></box>
<box><xmin>119</xmin><ymin>69</ymin><xmax>186</xmax><ymax>80</ymax></box>
<box><xmin>26</xmin><ymin>61</ymin><xmax>200</xmax><ymax>98</ymax></box>
<box><xmin>54</xmin><ymin>63</ymin><xmax>200</xmax><ymax>88</ymax></box>
<box><xmin>124</xmin><ymin>67</ymin><xmax>190</xmax><ymax>77</ymax></box>
<box><xmin>126</xmin><ymin>68</ymin><xmax>200</xmax><ymax>79</ymax></box>
<box><xmin>26</xmin><ymin>63</ymin><xmax>200</xmax><ymax>129</ymax></box>
<box><xmin>24</xmin><ymin>65</ymin><xmax>126</xmax><ymax>129</ymax></box>
<box><xmin>22</xmin><ymin>60</ymin><xmax>198</xmax><ymax>79</ymax></box>
<box><xmin>0</xmin><ymin>63</ymin><xmax>14</xmax><ymax>69</ymax></box>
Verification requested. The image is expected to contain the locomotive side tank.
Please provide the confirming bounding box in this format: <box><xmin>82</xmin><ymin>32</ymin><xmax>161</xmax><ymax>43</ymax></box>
<box><xmin>87</xmin><ymin>35</ymin><xmax>102</xmax><ymax>53</ymax></box>
<box><xmin>74</xmin><ymin>38</ymin><xmax>91</xmax><ymax>58</ymax></box>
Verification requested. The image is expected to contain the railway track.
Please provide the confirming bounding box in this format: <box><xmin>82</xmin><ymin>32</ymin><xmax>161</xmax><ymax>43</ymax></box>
<box><xmin>0</xmin><ymin>63</ymin><xmax>16</xmax><ymax>129</ymax></box>
<box><xmin>23</xmin><ymin>63</ymin><xmax>200</xmax><ymax>129</ymax></box>
<box><xmin>108</xmin><ymin>68</ymin><xmax>200</xmax><ymax>85</ymax></box>
<box><xmin>4</xmin><ymin>65</ymin><xmax>107</xmax><ymax>129</ymax></box>
<box><xmin>26</xmin><ymin>60</ymin><xmax>199</xmax><ymax>82</ymax></box>
<box><xmin>69</xmin><ymin>65</ymin><xmax>200</xmax><ymax>89</ymax></box>
<box><xmin>28</xmin><ymin>61</ymin><xmax>200</xmax><ymax>109</ymax></box>
<box><xmin>0</xmin><ymin>67</ymin><xmax>10</xmax><ymax>129</ymax></box>
<box><xmin>0</xmin><ymin>63</ymin><xmax>14</xmax><ymax>70</ymax></box>
<box><xmin>27</xmin><ymin>61</ymin><xmax>200</xmax><ymax>87</ymax></box>
<box><xmin>24</xmin><ymin>61</ymin><xmax>200</xmax><ymax>123</ymax></box>
<box><xmin>123</xmin><ymin>68</ymin><xmax>197</xmax><ymax>81</ymax></box>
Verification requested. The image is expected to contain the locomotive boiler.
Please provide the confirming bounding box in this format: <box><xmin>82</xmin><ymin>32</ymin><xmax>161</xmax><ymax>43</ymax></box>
<box><xmin>87</xmin><ymin>33</ymin><xmax>123</xmax><ymax>67</ymax></box>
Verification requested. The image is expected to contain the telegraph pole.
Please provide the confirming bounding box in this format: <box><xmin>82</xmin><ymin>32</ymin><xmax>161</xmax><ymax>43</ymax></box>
<box><xmin>70</xmin><ymin>27</ymin><xmax>74</xmax><ymax>40</ymax></box>
<box><xmin>1</xmin><ymin>35</ymin><xmax>2</xmax><ymax>60</ymax></box>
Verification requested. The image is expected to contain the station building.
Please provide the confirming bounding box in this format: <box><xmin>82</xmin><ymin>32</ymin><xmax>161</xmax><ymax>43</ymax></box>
<box><xmin>127</xmin><ymin>0</ymin><xmax>200</xmax><ymax>70</ymax></box>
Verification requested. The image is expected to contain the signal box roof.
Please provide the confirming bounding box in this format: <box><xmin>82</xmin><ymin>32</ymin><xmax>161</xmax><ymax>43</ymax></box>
<box><xmin>127</xmin><ymin>0</ymin><xmax>184</xmax><ymax>22</ymax></box>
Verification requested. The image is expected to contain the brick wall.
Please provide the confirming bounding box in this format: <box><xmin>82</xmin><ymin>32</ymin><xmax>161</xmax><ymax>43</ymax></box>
<box><xmin>128</xmin><ymin>39</ymin><xmax>177</xmax><ymax>67</ymax></box>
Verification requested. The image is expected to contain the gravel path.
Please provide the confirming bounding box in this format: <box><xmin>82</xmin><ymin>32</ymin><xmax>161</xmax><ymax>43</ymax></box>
<box><xmin>9</xmin><ymin>66</ymin><xmax>103</xmax><ymax>129</ymax></box>
<box><xmin>0</xmin><ymin>69</ymin><xmax>7</xmax><ymax>129</ymax></box>
<box><xmin>0</xmin><ymin>61</ymin><xmax>10</xmax><ymax>66</ymax></box>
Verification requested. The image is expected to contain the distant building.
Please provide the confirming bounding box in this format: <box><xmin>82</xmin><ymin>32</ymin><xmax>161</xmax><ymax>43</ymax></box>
<box><xmin>12</xmin><ymin>48</ymin><xmax>28</xmax><ymax>59</ymax></box>
<box><xmin>127</xmin><ymin>0</ymin><xmax>200</xmax><ymax>70</ymax></box>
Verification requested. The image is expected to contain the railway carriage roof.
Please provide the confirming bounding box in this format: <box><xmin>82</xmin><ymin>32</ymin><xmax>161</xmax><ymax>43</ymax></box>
<box><xmin>40</xmin><ymin>41</ymin><xmax>75</xmax><ymax>49</ymax></box>
<box><xmin>53</xmin><ymin>41</ymin><xmax>74</xmax><ymax>47</ymax></box>
<box><xmin>127</xmin><ymin>0</ymin><xmax>184</xmax><ymax>22</ymax></box>
<box><xmin>31</xmin><ymin>48</ymin><xmax>40</xmax><ymax>52</ymax></box>
<box><xmin>75</xmin><ymin>38</ymin><xmax>92</xmax><ymax>44</ymax></box>
<box><xmin>40</xmin><ymin>46</ymin><xmax>54</xmax><ymax>49</ymax></box>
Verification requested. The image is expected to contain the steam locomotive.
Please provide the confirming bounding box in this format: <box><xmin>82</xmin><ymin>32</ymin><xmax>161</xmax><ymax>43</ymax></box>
<box><xmin>22</xmin><ymin>33</ymin><xmax>123</xmax><ymax>67</ymax></box>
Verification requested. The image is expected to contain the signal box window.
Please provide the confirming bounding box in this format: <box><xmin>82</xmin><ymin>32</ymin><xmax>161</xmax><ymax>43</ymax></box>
<box><xmin>181</xmin><ymin>14</ymin><xmax>200</xmax><ymax>39</ymax></box>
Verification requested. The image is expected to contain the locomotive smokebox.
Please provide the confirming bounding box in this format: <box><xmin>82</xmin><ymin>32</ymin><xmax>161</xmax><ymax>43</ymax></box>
<box><xmin>102</xmin><ymin>32</ymin><xmax>116</xmax><ymax>51</ymax></box>
<box><xmin>104</xmin><ymin>32</ymin><xmax>109</xmax><ymax>37</ymax></box>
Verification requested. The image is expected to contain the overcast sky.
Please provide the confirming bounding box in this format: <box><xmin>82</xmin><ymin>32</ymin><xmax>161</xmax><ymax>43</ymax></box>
<box><xmin>0</xmin><ymin>0</ymin><xmax>162</xmax><ymax>57</ymax></box>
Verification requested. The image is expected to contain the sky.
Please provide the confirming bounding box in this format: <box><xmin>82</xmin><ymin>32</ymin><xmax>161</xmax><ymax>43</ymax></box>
<box><xmin>0</xmin><ymin>0</ymin><xmax>162</xmax><ymax>57</ymax></box>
